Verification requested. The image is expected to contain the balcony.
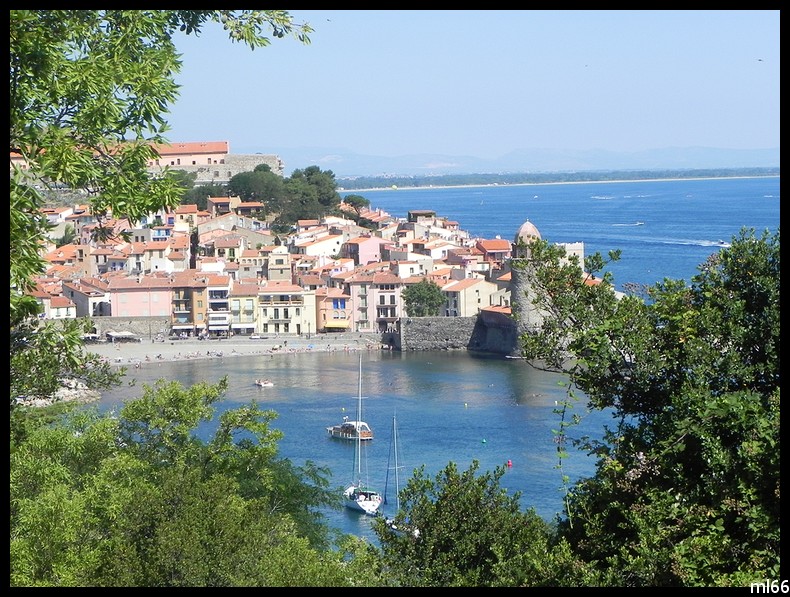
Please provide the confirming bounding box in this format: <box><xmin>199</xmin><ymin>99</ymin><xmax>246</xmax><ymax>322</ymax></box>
<box><xmin>258</xmin><ymin>297</ymin><xmax>304</xmax><ymax>306</ymax></box>
<box><xmin>375</xmin><ymin>314</ymin><xmax>398</xmax><ymax>323</ymax></box>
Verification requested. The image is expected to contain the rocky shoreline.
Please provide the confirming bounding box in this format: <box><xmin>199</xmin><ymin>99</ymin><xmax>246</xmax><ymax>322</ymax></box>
<box><xmin>16</xmin><ymin>378</ymin><xmax>101</xmax><ymax>409</ymax></box>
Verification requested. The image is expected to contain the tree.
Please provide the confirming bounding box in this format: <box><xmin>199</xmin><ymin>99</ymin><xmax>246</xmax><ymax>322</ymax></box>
<box><xmin>10</xmin><ymin>10</ymin><xmax>312</xmax><ymax>409</ymax></box>
<box><xmin>228</xmin><ymin>169</ymin><xmax>287</xmax><ymax>216</ymax></box>
<box><xmin>10</xmin><ymin>378</ymin><xmax>387</xmax><ymax>587</ymax></box>
<box><xmin>402</xmin><ymin>279</ymin><xmax>446</xmax><ymax>317</ymax></box>
<box><xmin>54</xmin><ymin>224</ymin><xmax>77</xmax><ymax>248</ymax></box>
<box><xmin>293</xmin><ymin>165</ymin><xmax>342</xmax><ymax>210</ymax></box>
<box><xmin>342</xmin><ymin>194</ymin><xmax>370</xmax><ymax>217</ymax></box>
<box><xmin>515</xmin><ymin>228</ymin><xmax>780</xmax><ymax>586</ymax></box>
<box><xmin>371</xmin><ymin>460</ymin><xmax>601</xmax><ymax>587</ymax></box>
<box><xmin>168</xmin><ymin>169</ymin><xmax>199</xmax><ymax>193</ymax></box>
<box><xmin>184</xmin><ymin>183</ymin><xmax>227</xmax><ymax>212</ymax></box>
<box><xmin>277</xmin><ymin>176</ymin><xmax>321</xmax><ymax>228</ymax></box>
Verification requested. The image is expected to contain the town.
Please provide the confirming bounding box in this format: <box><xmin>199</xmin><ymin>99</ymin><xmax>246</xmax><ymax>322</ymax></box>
<box><xmin>26</xmin><ymin>141</ymin><xmax>590</xmax><ymax>346</ymax></box>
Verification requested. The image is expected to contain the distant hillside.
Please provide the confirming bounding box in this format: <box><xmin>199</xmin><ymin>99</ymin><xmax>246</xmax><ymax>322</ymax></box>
<box><xmin>334</xmin><ymin>167</ymin><xmax>780</xmax><ymax>191</ymax></box>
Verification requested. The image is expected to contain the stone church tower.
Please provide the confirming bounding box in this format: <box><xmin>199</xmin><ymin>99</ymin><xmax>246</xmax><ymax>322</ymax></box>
<box><xmin>509</xmin><ymin>219</ymin><xmax>543</xmax><ymax>344</ymax></box>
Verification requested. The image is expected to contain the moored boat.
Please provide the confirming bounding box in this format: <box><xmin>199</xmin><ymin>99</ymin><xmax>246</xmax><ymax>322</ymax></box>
<box><xmin>327</xmin><ymin>417</ymin><xmax>373</xmax><ymax>441</ymax></box>
<box><xmin>342</xmin><ymin>356</ymin><xmax>382</xmax><ymax>516</ymax></box>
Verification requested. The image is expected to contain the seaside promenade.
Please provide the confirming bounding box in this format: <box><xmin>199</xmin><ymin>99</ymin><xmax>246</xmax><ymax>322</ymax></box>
<box><xmin>87</xmin><ymin>332</ymin><xmax>385</xmax><ymax>370</ymax></box>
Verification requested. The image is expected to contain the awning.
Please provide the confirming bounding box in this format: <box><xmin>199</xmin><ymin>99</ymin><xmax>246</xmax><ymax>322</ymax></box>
<box><xmin>208</xmin><ymin>324</ymin><xmax>229</xmax><ymax>330</ymax></box>
<box><xmin>231</xmin><ymin>323</ymin><xmax>255</xmax><ymax>329</ymax></box>
<box><xmin>171</xmin><ymin>324</ymin><xmax>194</xmax><ymax>330</ymax></box>
<box><xmin>106</xmin><ymin>331</ymin><xmax>136</xmax><ymax>338</ymax></box>
<box><xmin>323</xmin><ymin>320</ymin><xmax>350</xmax><ymax>329</ymax></box>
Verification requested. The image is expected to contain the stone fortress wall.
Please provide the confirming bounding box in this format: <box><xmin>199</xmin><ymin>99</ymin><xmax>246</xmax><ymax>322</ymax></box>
<box><xmin>87</xmin><ymin>314</ymin><xmax>521</xmax><ymax>355</ymax></box>
<box><xmin>396</xmin><ymin>316</ymin><xmax>519</xmax><ymax>355</ymax></box>
<box><xmin>150</xmin><ymin>153</ymin><xmax>284</xmax><ymax>185</ymax></box>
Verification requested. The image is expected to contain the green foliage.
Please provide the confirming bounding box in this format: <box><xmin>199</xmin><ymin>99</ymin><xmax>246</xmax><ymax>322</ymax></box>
<box><xmin>167</xmin><ymin>169</ymin><xmax>198</xmax><ymax>191</ymax></box>
<box><xmin>228</xmin><ymin>168</ymin><xmax>287</xmax><ymax>216</ymax></box>
<box><xmin>10</xmin><ymin>10</ymin><xmax>311</xmax><ymax>408</ymax></box>
<box><xmin>54</xmin><ymin>224</ymin><xmax>77</xmax><ymax>248</ymax></box>
<box><xmin>9</xmin><ymin>378</ymin><xmax>361</xmax><ymax>587</ymax></box>
<box><xmin>292</xmin><ymin>166</ymin><xmax>342</xmax><ymax>209</ymax></box>
<box><xmin>270</xmin><ymin>166</ymin><xmax>340</xmax><ymax>227</ymax></box>
<box><xmin>342</xmin><ymin>194</ymin><xmax>370</xmax><ymax>215</ymax></box>
<box><xmin>10</xmin><ymin>318</ymin><xmax>125</xmax><ymax>410</ymax></box>
<box><xmin>402</xmin><ymin>279</ymin><xmax>446</xmax><ymax>317</ymax></box>
<box><xmin>184</xmin><ymin>183</ymin><xmax>227</xmax><ymax>212</ymax></box>
<box><xmin>371</xmin><ymin>460</ymin><xmax>600</xmax><ymax>586</ymax></box>
<box><xmin>519</xmin><ymin>228</ymin><xmax>781</xmax><ymax>585</ymax></box>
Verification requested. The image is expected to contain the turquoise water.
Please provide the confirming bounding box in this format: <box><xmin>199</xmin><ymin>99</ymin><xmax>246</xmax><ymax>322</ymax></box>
<box><xmin>98</xmin><ymin>350</ymin><xmax>599</xmax><ymax>542</ymax></box>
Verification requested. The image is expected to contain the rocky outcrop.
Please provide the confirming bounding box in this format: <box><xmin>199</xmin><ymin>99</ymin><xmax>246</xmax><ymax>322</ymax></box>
<box><xmin>15</xmin><ymin>379</ymin><xmax>101</xmax><ymax>408</ymax></box>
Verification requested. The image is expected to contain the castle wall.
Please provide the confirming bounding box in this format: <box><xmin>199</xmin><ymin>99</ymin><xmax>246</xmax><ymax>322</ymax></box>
<box><xmin>148</xmin><ymin>154</ymin><xmax>284</xmax><ymax>185</ymax></box>
<box><xmin>397</xmin><ymin>316</ymin><xmax>519</xmax><ymax>355</ymax></box>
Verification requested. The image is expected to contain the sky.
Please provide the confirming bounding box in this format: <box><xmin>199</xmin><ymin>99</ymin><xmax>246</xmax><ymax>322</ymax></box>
<box><xmin>165</xmin><ymin>10</ymin><xmax>779</xmax><ymax>172</ymax></box>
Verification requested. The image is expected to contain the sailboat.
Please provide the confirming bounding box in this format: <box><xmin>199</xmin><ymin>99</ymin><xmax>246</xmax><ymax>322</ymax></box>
<box><xmin>383</xmin><ymin>412</ymin><xmax>404</xmax><ymax>512</ymax></box>
<box><xmin>343</xmin><ymin>356</ymin><xmax>383</xmax><ymax>516</ymax></box>
<box><xmin>382</xmin><ymin>413</ymin><xmax>420</xmax><ymax>538</ymax></box>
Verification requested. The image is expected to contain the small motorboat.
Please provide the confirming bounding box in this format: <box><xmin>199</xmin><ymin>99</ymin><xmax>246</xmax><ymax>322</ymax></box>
<box><xmin>254</xmin><ymin>379</ymin><xmax>274</xmax><ymax>388</ymax></box>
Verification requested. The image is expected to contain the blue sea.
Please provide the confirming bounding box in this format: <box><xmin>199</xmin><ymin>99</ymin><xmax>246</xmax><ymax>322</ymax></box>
<box><xmin>349</xmin><ymin>176</ymin><xmax>780</xmax><ymax>292</ymax></box>
<box><xmin>98</xmin><ymin>176</ymin><xmax>780</xmax><ymax>544</ymax></box>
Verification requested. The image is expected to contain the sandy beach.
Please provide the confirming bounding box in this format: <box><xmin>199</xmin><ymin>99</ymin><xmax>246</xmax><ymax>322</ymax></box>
<box><xmin>88</xmin><ymin>333</ymin><xmax>385</xmax><ymax>370</ymax></box>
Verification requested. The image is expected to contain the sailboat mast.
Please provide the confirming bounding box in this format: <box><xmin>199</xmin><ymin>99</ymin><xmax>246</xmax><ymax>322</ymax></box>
<box><xmin>393</xmin><ymin>413</ymin><xmax>400</xmax><ymax>510</ymax></box>
<box><xmin>355</xmin><ymin>355</ymin><xmax>362</xmax><ymax>482</ymax></box>
<box><xmin>384</xmin><ymin>412</ymin><xmax>401</xmax><ymax>508</ymax></box>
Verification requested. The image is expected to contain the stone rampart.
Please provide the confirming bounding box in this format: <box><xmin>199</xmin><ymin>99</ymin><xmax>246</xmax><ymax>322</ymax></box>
<box><xmin>86</xmin><ymin>313</ymin><xmax>522</xmax><ymax>355</ymax></box>
<box><xmin>149</xmin><ymin>154</ymin><xmax>283</xmax><ymax>185</ymax></box>
<box><xmin>397</xmin><ymin>316</ymin><xmax>519</xmax><ymax>355</ymax></box>
<box><xmin>87</xmin><ymin>316</ymin><xmax>172</xmax><ymax>340</ymax></box>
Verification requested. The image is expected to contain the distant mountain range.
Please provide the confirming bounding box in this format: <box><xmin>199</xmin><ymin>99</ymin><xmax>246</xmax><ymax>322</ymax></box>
<box><xmin>257</xmin><ymin>146</ymin><xmax>780</xmax><ymax>178</ymax></box>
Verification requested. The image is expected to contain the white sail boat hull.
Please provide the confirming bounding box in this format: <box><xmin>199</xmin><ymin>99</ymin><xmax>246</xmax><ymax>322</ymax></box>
<box><xmin>344</xmin><ymin>485</ymin><xmax>383</xmax><ymax>516</ymax></box>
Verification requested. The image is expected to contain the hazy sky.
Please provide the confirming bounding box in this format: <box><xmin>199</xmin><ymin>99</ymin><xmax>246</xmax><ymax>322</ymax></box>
<box><xmin>166</xmin><ymin>10</ymin><xmax>779</xmax><ymax>160</ymax></box>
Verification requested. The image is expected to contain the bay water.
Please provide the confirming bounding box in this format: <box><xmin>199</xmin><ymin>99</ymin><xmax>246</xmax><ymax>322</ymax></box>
<box><xmin>97</xmin><ymin>176</ymin><xmax>780</xmax><ymax>543</ymax></box>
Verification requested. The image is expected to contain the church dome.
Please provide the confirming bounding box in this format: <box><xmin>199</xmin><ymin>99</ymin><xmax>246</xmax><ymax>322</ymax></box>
<box><xmin>514</xmin><ymin>219</ymin><xmax>541</xmax><ymax>244</ymax></box>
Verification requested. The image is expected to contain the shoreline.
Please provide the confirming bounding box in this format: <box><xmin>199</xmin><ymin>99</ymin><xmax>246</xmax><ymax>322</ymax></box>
<box><xmin>22</xmin><ymin>335</ymin><xmax>381</xmax><ymax>409</ymax></box>
<box><xmin>339</xmin><ymin>174</ymin><xmax>780</xmax><ymax>194</ymax></box>
<box><xmin>88</xmin><ymin>333</ymin><xmax>385</xmax><ymax>370</ymax></box>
